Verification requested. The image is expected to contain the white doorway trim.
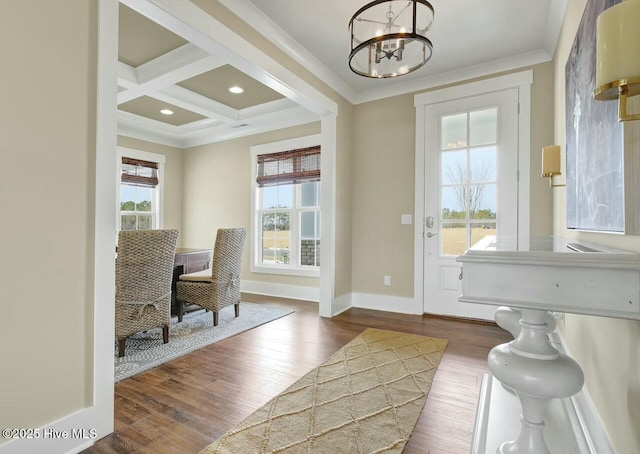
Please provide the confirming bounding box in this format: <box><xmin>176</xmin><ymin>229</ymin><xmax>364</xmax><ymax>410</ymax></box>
<box><xmin>94</xmin><ymin>0</ymin><xmax>118</xmax><ymax>445</ymax></box>
<box><xmin>89</xmin><ymin>0</ymin><xmax>340</xmax><ymax>446</ymax></box>
<box><xmin>119</xmin><ymin>0</ymin><xmax>339</xmax><ymax>320</ymax></box>
<box><xmin>413</xmin><ymin>70</ymin><xmax>532</xmax><ymax>315</ymax></box>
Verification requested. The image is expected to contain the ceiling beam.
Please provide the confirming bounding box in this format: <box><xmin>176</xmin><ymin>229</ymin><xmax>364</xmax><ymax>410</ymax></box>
<box><xmin>117</xmin><ymin>43</ymin><xmax>227</xmax><ymax>104</ymax></box>
<box><xmin>181</xmin><ymin>105</ymin><xmax>319</xmax><ymax>148</ymax></box>
<box><xmin>121</xmin><ymin>0</ymin><xmax>337</xmax><ymax>116</ymax></box>
<box><xmin>152</xmin><ymin>84</ymin><xmax>240</xmax><ymax>122</ymax></box>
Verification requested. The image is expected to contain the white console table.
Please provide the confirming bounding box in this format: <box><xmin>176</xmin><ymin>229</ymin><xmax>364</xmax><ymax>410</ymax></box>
<box><xmin>457</xmin><ymin>236</ymin><xmax>640</xmax><ymax>454</ymax></box>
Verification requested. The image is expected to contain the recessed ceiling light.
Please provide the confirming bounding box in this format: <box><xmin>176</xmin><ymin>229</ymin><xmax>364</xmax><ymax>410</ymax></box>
<box><xmin>160</xmin><ymin>109</ymin><xmax>174</xmax><ymax>115</ymax></box>
<box><xmin>228</xmin><ymin>86</ymin><xmax>244</xmax><ymax>94</ymax></box>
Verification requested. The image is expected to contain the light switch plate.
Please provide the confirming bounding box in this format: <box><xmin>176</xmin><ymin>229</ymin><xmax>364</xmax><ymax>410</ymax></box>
<box><xmin>401</xmin><ymin>214</ymin><xmax>412</xmax><ymax>225</ymax></box>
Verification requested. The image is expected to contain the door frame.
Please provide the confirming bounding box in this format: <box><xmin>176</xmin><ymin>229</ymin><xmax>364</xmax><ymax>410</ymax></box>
<box><xmin>90</xmin><ymin>0</ymin><xmax>340</xmax><ymax>448</ymax></box>
<box><xmin>413</xmin><ymin>70</ymin><xmax>532</xmax><ymax>314</ymax></box>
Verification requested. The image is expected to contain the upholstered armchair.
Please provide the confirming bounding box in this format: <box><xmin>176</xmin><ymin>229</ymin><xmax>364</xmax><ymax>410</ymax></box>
<box><xmin>176</xmin><ymin>228</ymin><xmax>247</xmax><ymax>326</ymax></box>
<box><xmin>115</xmin><ymin>229</ymin><xmax>179</xmax><ymax>357</ymax></box>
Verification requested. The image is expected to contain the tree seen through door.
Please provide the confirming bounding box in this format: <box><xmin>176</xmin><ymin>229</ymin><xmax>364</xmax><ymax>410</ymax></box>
<box><xmin>440</xmin><ymin>108</ymin><xmax>497</xmax><ymax>255</ymax></box>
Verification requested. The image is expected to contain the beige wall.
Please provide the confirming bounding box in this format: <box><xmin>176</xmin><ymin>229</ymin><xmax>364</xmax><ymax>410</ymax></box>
<box><xmin>191</xmin><ymin>0</ymin><xmax>354</xmax><ymax>298</ymax></box>
<box><xmin>334</xmin><ymin>98</ymin><xmax>354</xmax><ymax>297</ymax></box>
<box><xmin>0</xmin><ymin>0</ymin><xmax>97</xmax><ymax>436</ymax></box>
<box><xmin>117</xmin><ymin>136</ymin><xmax>184</xmax><ymax>246</ymax></box>
<box><xmin>352</xmin><ymin>94</ymin><xmax>416</xmax><ymax>296</ymax></box>
<box><xmin>553</xmin><ymin>1</ymin><xmax>640</xmax><ymax>452</ymax></box>
<box><xmin>351</xmin><ymin>63</ymin><xmax>555</xmax><ymax>297</ymax></box>
<box><xmin>182</xmin><ymin>123</ymin><xmax>321</xmax><ymax>288</ymax></box>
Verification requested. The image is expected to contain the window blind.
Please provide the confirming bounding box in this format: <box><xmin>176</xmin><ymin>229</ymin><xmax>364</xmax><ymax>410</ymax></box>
<box><xmin>256</xmin><ymin>146</ymin><xmax>320</xmax><ymax>187</ymax></box>
<box><xmin>121</xmin><ymin>157</ymin><xmax>159</xmax><ymax>188</ymax></box>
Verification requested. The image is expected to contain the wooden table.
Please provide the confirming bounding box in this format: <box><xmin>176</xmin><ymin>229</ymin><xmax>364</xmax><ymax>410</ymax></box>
<box><xmin>172</xmin><ymin>248</ymin><xmax>211</xmax><ymax>320</ymax></box>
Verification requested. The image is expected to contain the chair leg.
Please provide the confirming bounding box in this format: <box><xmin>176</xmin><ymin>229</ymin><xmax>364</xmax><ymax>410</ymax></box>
<box><xmin>234</xmin><ymin>303</ymin><xmax>240</xmax><ymax>318</ymax></box>
<box><xmin>177</xmin><ymin>300</ymin><xmax>184</xmax><ymax>323</ymax></box>
<box><xmin>118</xmin><ymin>338</ymin><xmax>126</xmax><ymax>358</ymax></box>
<box><xmin>213</xmin><ymin>311</ymin><xmax>219</xmax><ymax>326</ymax></box>
<box><xmin>162</xmin><ymin>325</ymin><xmax>169</xmax><ymax>344</ymax></box>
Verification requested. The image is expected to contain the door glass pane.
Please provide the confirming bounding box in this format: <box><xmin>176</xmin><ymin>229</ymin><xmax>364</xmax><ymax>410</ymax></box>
<box><xmin>470</xmin><ymin>146</ymin><xmax>497</xmax><ymax>182</ymax></box>
<box><xmin>441</xmin><ymin>150</ymin><xmax>466</xmax><ymax>185</ymax></box>
<box><xmin>471</xmin><ymin>222</ymin><xmax>496</xmax><ymax>248</ymax></box>
<box><xmin>441</xmin><ymin>222</ymin><xmax>467</xmax><ymax>256</ymax></box>
<box><xmin>442</xmin><ymin>186</ymin><xmax>467</xmax><ymax>220</ymax></box>
<box><xmin>469</xmin><ymin>184</ymin><xmax>496</xmax><ymax>220</ymax></box>
<box><xmin>437</xmin><ymin>105</ymin><xmax>502</xmax><ymax>258</ymax></box>
<box><xmin>441</xmin><ymin>113</ymin><xmax>467</xmax><ymax>149</ymax></box>
<box><xmin>470</xmin><ymin>108</ymin><xmax>497</xmax><ymax>146</ymax></box>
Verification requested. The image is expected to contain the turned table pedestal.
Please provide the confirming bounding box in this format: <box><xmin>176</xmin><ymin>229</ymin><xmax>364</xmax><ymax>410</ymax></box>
<box><xmin>457</xmin><ymin>236</ymin><xmax>640</xmax><ymax>454</ymax></box>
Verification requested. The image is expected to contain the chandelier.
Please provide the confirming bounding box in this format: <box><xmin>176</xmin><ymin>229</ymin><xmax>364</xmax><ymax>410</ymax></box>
<box><xmin>348</xmin><ymin>0</ymin><xmax>434</xmax><ymax>78</ymax></box>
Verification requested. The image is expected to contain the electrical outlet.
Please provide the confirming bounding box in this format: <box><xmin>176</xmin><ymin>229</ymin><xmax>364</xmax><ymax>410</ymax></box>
<box><xmin>383</xmin><ymin>275</ymin><xmax>391</xmax><ymax>286</ymax></box>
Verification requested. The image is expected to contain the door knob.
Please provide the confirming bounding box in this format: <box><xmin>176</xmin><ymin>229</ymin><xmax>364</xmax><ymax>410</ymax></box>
<box><xmin>426</xmin><ymin>231</ymin><xmax>438</xmax><ymax>238</ymax></box>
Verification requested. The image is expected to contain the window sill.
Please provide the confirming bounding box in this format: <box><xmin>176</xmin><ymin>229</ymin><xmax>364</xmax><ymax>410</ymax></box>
<box><xmin>250</xmin><ymin>264</ymin><xmax>320</xmax><ymax>278</ymax></box>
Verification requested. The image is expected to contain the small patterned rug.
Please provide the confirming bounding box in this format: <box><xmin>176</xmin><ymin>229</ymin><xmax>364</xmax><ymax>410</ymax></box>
<box><xmin>114</xmin><ymin>302</ymin><xmax>293</xmax><ymax>382</ymax></box>
<box><xmin>201</xmin><ymin>328</ymin><xmax>448</xmax><ymax>454</ymax></box>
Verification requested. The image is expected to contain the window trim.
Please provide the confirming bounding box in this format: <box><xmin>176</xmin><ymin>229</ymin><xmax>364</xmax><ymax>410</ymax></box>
<box><xmin>250</xmin><ymin>135</ymin><xmax>321</xmax><ymax>278</ymax></box>
<box><xmin>116</xmin><ymin>147</ymin><xmax>166</xmax><ymax>232</ymax></box>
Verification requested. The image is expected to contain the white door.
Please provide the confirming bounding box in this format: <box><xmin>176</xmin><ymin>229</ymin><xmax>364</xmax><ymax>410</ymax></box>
<box><xmin>423</xmin><ymin>89</ymin><xmax>519</xmax><ymax>320</ymax></box>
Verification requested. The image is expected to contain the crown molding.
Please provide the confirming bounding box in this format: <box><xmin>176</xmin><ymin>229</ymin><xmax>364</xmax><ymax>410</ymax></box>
<box><xmin>181</xmin><ymin>104</ymin><xmax>318</xmax><ymax>147</ymax></box>
<box><xmin>218</xmin><ymin>0</ymin><xmax>358</xmax><ymax>104</ymax></box>
<box><xmin>218</xmin><ymin>1</ymin><xmax>563</xmax><ymax>107</ymax></box>
<box><xmin>354</xmin><ymin>49</ymin><xmax>551</xmax><ymax>105</ymax></box>
<box><xmin>118</xmin><ymin>104</ymin><xmax>319</xmax><ymax>148</ymax></box>
<box><xmin>544</xmin><ymin>0</ymin><xmax>569</xmax><ymax>58</ymax></box>
<box><xmin>117</xmin><ymin>110</ymin><xmax>184</xmax><ymax>147</ymax></box>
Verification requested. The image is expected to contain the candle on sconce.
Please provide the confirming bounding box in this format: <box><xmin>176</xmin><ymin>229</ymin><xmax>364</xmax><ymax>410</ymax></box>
<box><xmin>596</xmin><ymin>0</ymin><xmax>640</xmax><ymax>90</ymax></box>
<box><xmin>542</xmin><ymin>145</ymin><xmax>561</xmax><ymax>177</ymax></box>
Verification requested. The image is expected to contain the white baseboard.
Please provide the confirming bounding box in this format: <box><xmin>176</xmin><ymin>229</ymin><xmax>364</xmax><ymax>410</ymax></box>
<box><xmin>241</xmin><ymin>280</ymin><xmax>320</xmax><ymax>302</ymax></box>
<box><xmin>331</xmin><ymin>293</ymin><xmax>352</xmax><ymax>316</ymax></box>
<box><xmin>0</xmin><ymin>405</ymin><xmax>106</xmax><ymax>454</ymax></box>
<box><xmin>240</xmin><ymin>286</ymin><xmax>422</xmax><ymax>317</ymax></box>
<box><xmin>351</xmin><ymin>292</ymin><xmax>421</xmax><ymax>315</ymax></box>
<box><xmin>471</xmin><ymin>332</ymin><xmax>614</xmax><ymax>454</ymax></box>
<box><xmin>549</xmin><ymin>331</ymin><xmax>616</xmax><ymax>454</ymax></box>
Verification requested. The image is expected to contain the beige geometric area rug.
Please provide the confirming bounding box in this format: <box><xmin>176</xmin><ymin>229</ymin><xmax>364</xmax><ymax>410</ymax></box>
<box><xmin>201</xmin><ymin>328</ymin><xmax>448</xmax><ymax>454</ymax></box>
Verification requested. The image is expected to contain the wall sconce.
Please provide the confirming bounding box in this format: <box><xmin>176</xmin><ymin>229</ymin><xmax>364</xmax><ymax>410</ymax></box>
<box><xmin>594</xmin><ymin>0</ymin><xmax>640</xmax><ymax>121</ymax></box>
<box><xmin>542</xmin><ymin>145</ymin><xmax>565</xmax><ymax>188</ymax></box>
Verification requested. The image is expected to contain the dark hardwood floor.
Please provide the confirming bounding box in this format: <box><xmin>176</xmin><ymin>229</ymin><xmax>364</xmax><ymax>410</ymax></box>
<box><xmin>84</xmin><ymin>294</ymin><xmax>512</xmax><ymax>454</ymax></box>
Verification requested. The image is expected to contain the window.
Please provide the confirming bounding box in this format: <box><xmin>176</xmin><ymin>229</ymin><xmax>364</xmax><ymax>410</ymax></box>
<box><xmin>251</xmin><ymin>136</ymin><xmax>321</xmax><ymax>277</ymax></box>
<box><xmin>116</xmin><ymin>148</ymin><xmax>165</xmax><ymax>232</ymax></box>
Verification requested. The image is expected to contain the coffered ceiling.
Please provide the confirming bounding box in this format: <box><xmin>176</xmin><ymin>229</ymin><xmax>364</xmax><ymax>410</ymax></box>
<box><xmin>117</xmin><ymin>3</ymin><xmax>318</xmax><ymax>148</ymax></box>
<box><xmin>118</xmin><ymin>0</ymin><xmax>568</xmax><ymax>147</ymax></box>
